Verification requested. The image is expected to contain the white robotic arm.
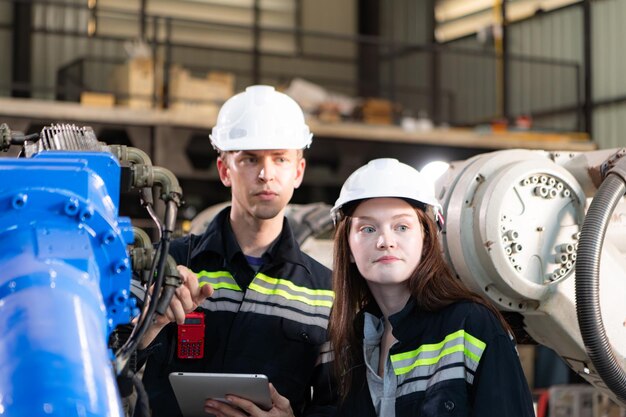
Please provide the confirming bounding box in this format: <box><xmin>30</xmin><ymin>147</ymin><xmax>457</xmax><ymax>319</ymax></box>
<box><xmin>436</xmin><ymin>148</ymin><xmax>626</xmax><ymax>406</ymax></box>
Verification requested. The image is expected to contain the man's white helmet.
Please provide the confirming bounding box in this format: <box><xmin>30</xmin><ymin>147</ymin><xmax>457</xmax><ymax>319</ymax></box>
<box><xmin>331</xmin><ymin>158</ymin><xmax>444</xmax><ymax>228</ymax></box>
<box><xmin>209</xmin><ymin>85</ymin><xmax>312</xmax><ymax>152</ymax></box>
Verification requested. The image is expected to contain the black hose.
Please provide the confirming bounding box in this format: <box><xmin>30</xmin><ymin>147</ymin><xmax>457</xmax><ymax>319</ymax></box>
<box><xmin>130</xmin><ymin>371</ymin><xmax>150</xmax><ymax>417</ymax></box>
<box><xmin>115</xmin><ymin>232</ymin><xmax>170</xmax><ymax>371</ymax></box>
<box><xmin>155</xmin><ymin>284</ymin><xmax>176</xmax><ymax>316</ymax></box>
<box><xmin>575</xmin><ymin>173</ymin><xmax>626</xmax><ymax>403</ymax></box>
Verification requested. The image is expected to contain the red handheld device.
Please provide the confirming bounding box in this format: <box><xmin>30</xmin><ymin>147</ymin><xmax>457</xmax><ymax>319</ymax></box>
<box><xmin>177</xmin><ymin>312</ymin><xmax>205</xmax><ymax>359</ymax></box>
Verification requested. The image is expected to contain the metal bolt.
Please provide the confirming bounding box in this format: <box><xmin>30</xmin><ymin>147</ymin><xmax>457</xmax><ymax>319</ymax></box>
<box><xmin>113</xmin><ymin>259</ymin><xmax>129</xmax><ymax>274</ymax></box>
<box><xmin>64</xmin><ymin>198</ymin><xmax>79</xmax><ymax>216</ymax></box>
<box><xmin>506</xmin><ymin>230</ymin><xmax>519</xmax><ymax>240</ymax></box>
<box><xmin>534</xmin><ymin>186</ymin><xmax>549</xmax><ymax>198</ymax></box>
<box><xmin>11</xmin><ymin>193</ymin><xmax>28</xmax><ymax>209</ymax></box>
<box><xmin>79</xmin><ymin>206</ymin><xmax>94</xmax><ymax>222</ymax></box>
<box><xmin>101</xmin><ymin>231</ymin><xmax>116</xmax><ymax>245</ymax></box>
<box><xmin>112</xmin><ymin>289</ymin><xmax>128</xmax><ymax>306</ymax></box>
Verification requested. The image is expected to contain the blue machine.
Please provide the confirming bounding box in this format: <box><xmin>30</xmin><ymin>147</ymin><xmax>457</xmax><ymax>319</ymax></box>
<box><xmin>0</xmin><ymin>151</ymin><xmax>135</xmax><ymax>416</ymax></box>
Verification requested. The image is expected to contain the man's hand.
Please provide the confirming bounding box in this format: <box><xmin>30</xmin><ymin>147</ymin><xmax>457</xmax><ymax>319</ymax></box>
<box><xmin>157</xmin><ymin>265</ymin><xmax>214</xmax><ymax>325</ymax></box>
<box><xmin>139</xmin><ymin>265</ymin><xmax>213</xmax><ymax>348</ymax></box>
<box><xmin>203</xmin><ymin>383</ymin><xmax>294</xmax><ymax>417</ymax></box>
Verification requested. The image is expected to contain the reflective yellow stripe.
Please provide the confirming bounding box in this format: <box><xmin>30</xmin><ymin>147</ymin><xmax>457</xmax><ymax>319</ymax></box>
<box><xmin>390</xmin><ymin>329</ymin><xmax>486</xmax><ymax>376</ymax></box>
<box><xmin>248</xmin><ymin>282</ymin><xmax>333</xmax><ymax>307</ymax></box>
<box><xmin>463</xmin><ymin>332</ymin><xmax>486</xmax><ymax>352</ymax></box>
<box><xmin>196</xmin><ymin>270</ymin><xmax>242</xmax><ymax>291</ymax></box>
<box><xmin>255</xmin><ymin>273</ymin><xmax>335</xmax><ymax>298</ymax></box>
<box><xmin>393</xmin><ymin>345</ymin><xmax>481</xmax><ymax>375</ymax></box>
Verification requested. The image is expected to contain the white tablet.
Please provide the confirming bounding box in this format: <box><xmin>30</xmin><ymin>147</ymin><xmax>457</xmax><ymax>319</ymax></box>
<box><xmin>169</xmin><ymin>372</ymin><xmax>272</xmax><ymax>417</ymax></box>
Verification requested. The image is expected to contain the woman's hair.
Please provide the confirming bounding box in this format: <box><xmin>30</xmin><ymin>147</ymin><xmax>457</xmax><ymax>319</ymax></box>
<box><xmin>328</xmin><ymin>200</ymin><xmax>511</xmax><ymax>398</ymax></box>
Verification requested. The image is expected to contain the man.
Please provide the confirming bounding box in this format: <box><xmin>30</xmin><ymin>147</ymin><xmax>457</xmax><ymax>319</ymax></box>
<box><xmin>137</xmin><ymin>85</ymin><xmax>335</xmax><ymax>417</ymax></box>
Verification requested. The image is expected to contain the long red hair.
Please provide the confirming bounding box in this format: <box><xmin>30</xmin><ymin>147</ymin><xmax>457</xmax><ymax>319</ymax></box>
<box><xmin>328</xmin><ymin>201</ymin><xmax>511</xmax><ymax>398</ymax></box>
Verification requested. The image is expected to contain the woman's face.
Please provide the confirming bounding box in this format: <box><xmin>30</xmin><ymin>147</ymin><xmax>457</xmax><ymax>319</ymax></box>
<box><xmin>348</xmin><ymin>197</ymin><xmax>424</xmax><ymax>287</ymax></box>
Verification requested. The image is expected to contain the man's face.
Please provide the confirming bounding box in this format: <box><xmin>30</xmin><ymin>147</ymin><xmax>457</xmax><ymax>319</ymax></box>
<box><xmin>217</xmin><ymin>149</ymin><xmax>305</xmax><ymax>220</ymax></box>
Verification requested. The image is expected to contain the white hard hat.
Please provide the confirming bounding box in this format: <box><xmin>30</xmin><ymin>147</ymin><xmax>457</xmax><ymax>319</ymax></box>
<box><xmin>331</xmin><ymin>158</ymin><xmax>444</xmax><ymax>228</ymax></box>
<box><xmin>209</xmin><ymin>85</ymin><xmax>312</xmax><ymax>152</ymax></box>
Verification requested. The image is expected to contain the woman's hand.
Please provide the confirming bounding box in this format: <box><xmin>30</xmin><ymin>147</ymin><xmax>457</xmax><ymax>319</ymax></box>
<box><xmin>203</xmin><ymin>383</ymin><xmax>294</xmax><ymax>417</ymax></box>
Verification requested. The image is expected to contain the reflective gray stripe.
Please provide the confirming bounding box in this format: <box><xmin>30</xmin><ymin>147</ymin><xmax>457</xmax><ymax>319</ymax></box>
<box><xmin>249</xmin><ymin>273</ymin><xmax>334</xmax><ymax>308</ymax></box>
<box><xmin>396</xmin><ymin>366</ymin><xmax>469</xmax><ymax>397</ymax></box>
<box><xmin>239</xmin><ymin>301</ymin><xmax>329</xmax><ymax>329</ymax></box>
<box><xmin>195</xmin><ymin>270</ymin><xmax>243</xmax><ymax>312</ymax></box>
<box><xmin>245</xmin><ymin>289</ymin><xmax>331</xmax><ymax>317</ymax></box>
<box><xmin>395</xmin><ymin>349</ymin><xmax>466</xmax><ymax>386</ymax></box>
<box><xmin>194</xmin><ymin>271</ymin><xmax>332</xmax><ymax>328</ymax></box>
<box><xmin>316</xmin><ymin>342</ymin><xmax>334</xmax><ymax>365</ymax></box>
<box><xmin>391</xmin><ymin>337</ymin><xmax>462</xmax><ymax>369</ymax></box>
<box><xmin>391</xmin><ymin>336</ymin><xmax>483</xmax><ymax>374</ymax></box>
<box><xmin>198</xmin><ymin>286</ymin><xmax>244</xmax><ymax>312</ymax></box>
<box><xmin>199</xmin><ymin>298</ymin><xmax>241</xmax><ymax>313</ymax></box>
<box><xmin>391</xmin><ymin>330</ymin><xmax>485</xmax><ymax>376</ymax></box>
<box><xmin>196</xmin><ymin>270</ymin><xmax>241</xmax><ymax>291</ymax></box>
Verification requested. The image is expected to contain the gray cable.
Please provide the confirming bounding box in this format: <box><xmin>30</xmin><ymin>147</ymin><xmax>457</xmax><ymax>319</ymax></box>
<box><xmin>576</xmin><ymin>173</ymin><xmax>626</xmax><ymax>403</ymax></box>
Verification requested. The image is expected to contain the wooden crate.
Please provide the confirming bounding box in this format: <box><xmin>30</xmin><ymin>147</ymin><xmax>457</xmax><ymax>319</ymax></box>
<box><xmin>80</xmin><ymin>91</ymin><xmax>115</xmax><ymax>108</ymax></box>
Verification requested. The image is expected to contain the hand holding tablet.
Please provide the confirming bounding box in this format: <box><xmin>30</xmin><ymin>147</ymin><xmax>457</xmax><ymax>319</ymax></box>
<box><xmin>169</xmin><ymin>372</ymin><xmax>272</xmax><ymax>417</ymax></box>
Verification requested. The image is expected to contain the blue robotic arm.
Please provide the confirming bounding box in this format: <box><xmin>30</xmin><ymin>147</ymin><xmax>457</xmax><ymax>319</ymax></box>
<box><xmin>0</xmin><ymin>123</ymin><xmax>183</xmax><ymax>417</ymax></box>
<box><xmin>0</xmin><ymin>150</ymin><xmax>134</xmax><ymax>416</ymax></box>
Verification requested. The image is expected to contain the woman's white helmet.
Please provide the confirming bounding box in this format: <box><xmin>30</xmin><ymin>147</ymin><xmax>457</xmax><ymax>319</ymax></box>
<box><xmin>331</xmin><ymin>158</ymin><xmax>445</xmax><ymax>228</ymax></box>
<box><xmin>209</xmin><ymin>85</ymin><xmax>312</xmax><ymax>152</ymax></box>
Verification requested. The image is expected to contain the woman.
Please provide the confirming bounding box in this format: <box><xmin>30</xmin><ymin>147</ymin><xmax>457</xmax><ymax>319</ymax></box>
<box><xmin>329</xmin><ymin>158</ymin><xmax>535</xmax><ymax>417</ymax></box>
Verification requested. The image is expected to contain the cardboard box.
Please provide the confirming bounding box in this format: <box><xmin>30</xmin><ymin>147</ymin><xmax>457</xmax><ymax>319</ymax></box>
<box><xmin>207</xmin><ymin>71</ymin><xmax>235</xmax><ymax>93</ymax></box>
<box><xmin>111</xmin><ymin>58</ymin><xmax>162</xmax><ymax>109</ymax></box>
<box><xmin>111</xmin><ymin>60</ymin><xmax>234</xmax><ymax>110</ymax></box>
<box><xmin>361</xmin><ymin>98</ymin><xmax>394</xmax><ymax>125</ymax></box>
<box><xmin>80</xmin><ymin>91</ymin><xmax>115</xmax><ymax>108</ymax></box>
<box><xmin>169</xmin><ymin>66</ymin><xmax>234</xmax><ymax>106</ymax></box>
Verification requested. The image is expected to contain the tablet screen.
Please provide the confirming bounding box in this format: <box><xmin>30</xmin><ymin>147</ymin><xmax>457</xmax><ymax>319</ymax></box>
<box><xmin>169</xmin><ymin>372</ymin><xmax>272</xmax><ymax>417</ymax></box>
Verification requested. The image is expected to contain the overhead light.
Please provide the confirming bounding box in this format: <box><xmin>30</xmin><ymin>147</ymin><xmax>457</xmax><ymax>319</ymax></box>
<box><xmin>421</xmin><ymin>160</ymin><xmax>450</xmax><ymax>183</ymax></box>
